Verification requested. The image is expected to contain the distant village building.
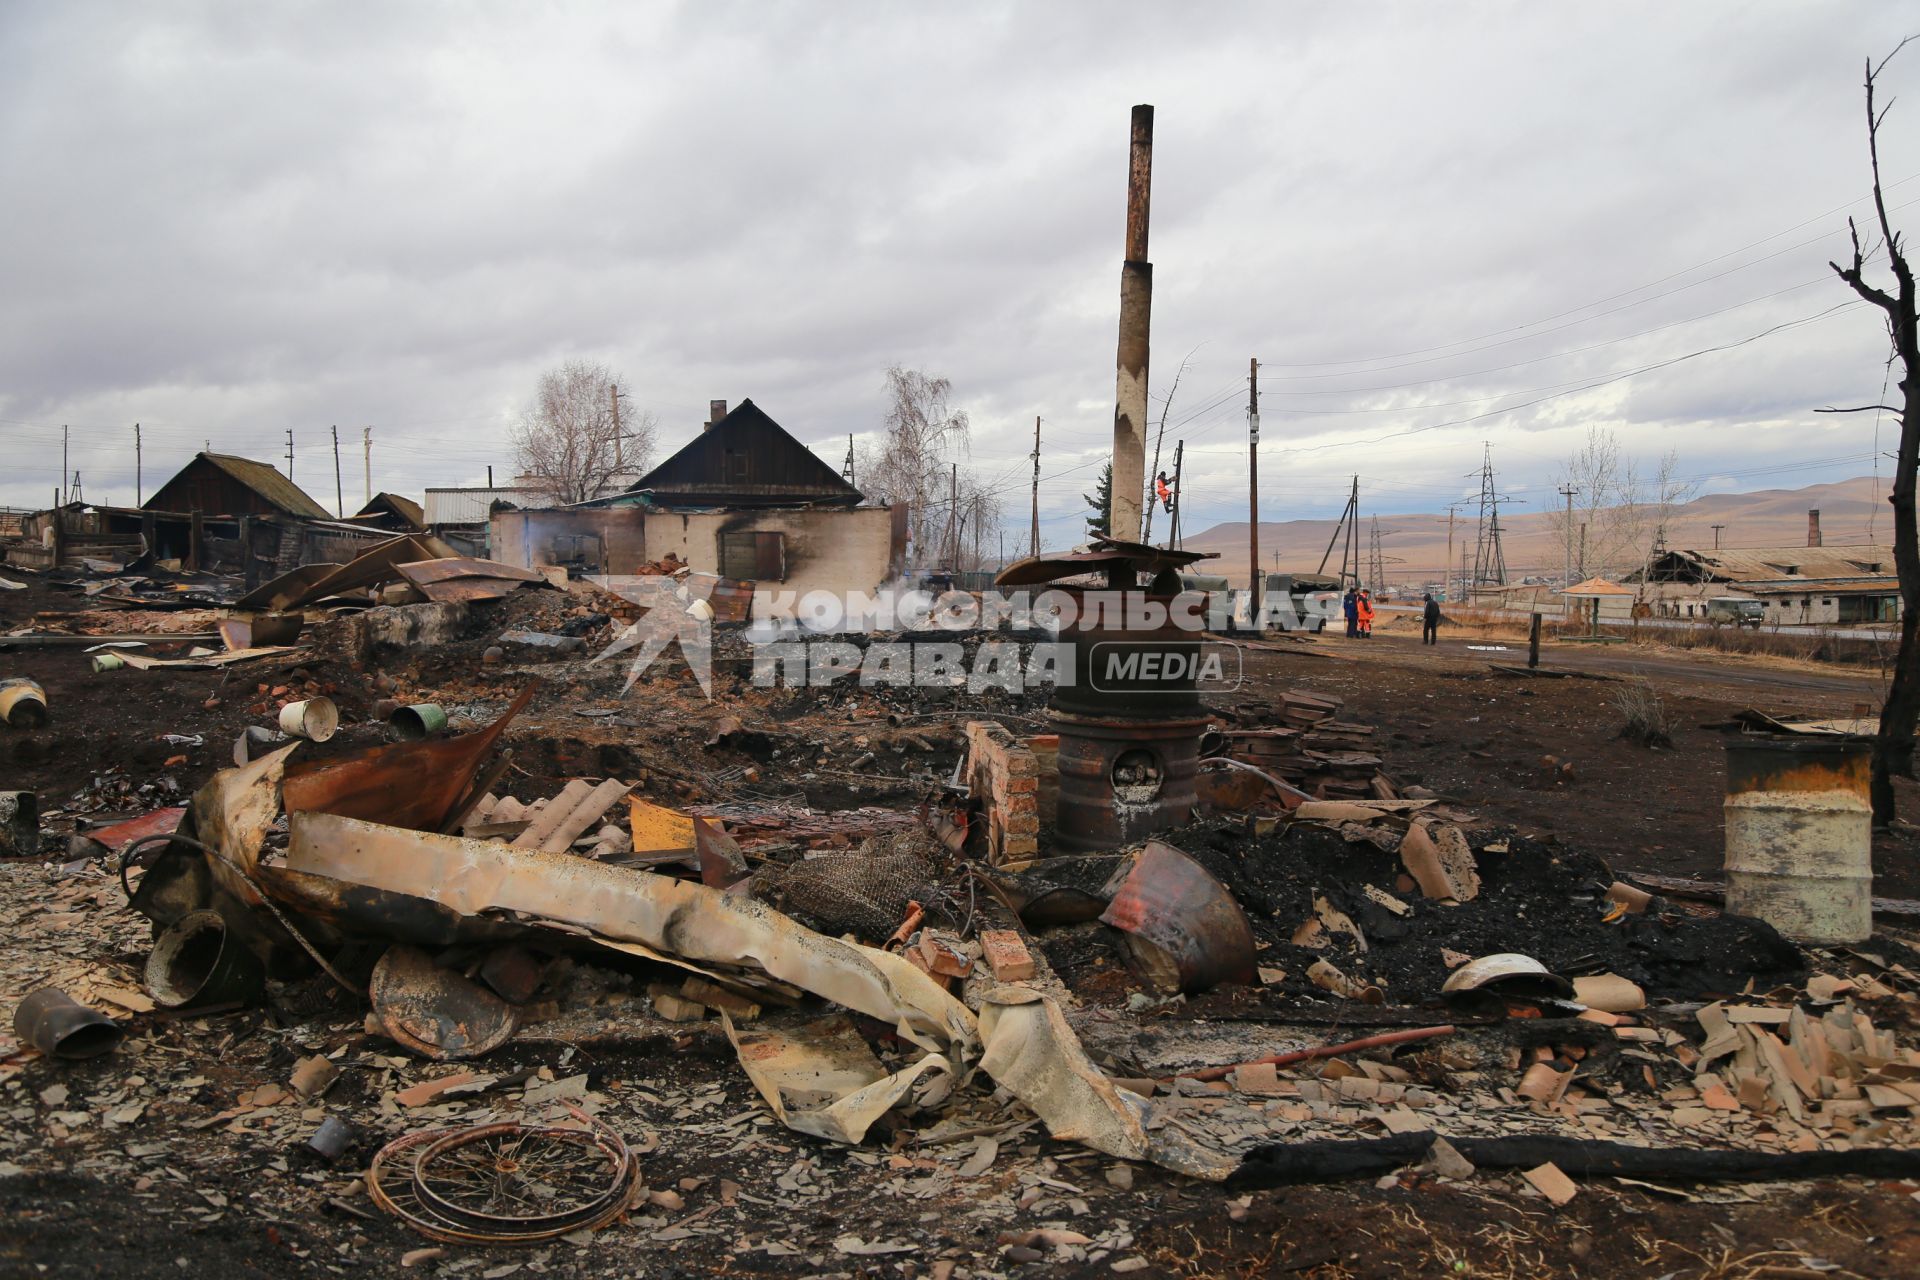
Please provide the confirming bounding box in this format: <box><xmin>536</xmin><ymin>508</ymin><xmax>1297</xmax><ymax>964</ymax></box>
<box><xmin>6</xmin><ymin>450</ymin><xmax>397</xmax><ymax>582</ymax></box>
<box><xmin>143</xmin><ymin>451</ymin><xmax>332</xmax><ymax>521</ymax></box>
<box><xmin>1632</xmin><ymin>513</ymin><xmax>1900</xmax><ymax>626</ymax></box>
<box><xmin>490</xmin><ymin>399</ymin><xmax>905</xmax><ymax>594</ymax></box>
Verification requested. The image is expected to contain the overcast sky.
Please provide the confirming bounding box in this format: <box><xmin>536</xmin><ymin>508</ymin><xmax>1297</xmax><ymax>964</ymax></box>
<box><xmin>2</xmin><ymin>2</ymin><xmax>1916</xmax><ymax>549</ymax></box>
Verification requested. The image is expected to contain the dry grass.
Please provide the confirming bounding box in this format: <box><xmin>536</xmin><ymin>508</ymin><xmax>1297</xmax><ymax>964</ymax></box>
<box><xmin>1614</xmin><ymin>679</ymin><xmax>1676</xmax><ymax>747</ymax></box>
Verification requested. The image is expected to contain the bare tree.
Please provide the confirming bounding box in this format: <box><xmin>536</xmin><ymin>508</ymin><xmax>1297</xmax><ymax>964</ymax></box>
<box><xmin>1829</xmin><ymin>37</ymin><xmax>1920</xmax><ymax>825</ymax></box>
<box><xmin>512</xmin><ymin>361</ymin><xmax>656</xmax><ymax>504</ymax></box>
<box><xmin>1549</xmin><ymin>427</ymin><xmax>1631</xmax><ymax>577</ymax></box>
<box><xmin>861</xmin><ymin>366</ymin><xmax>972</xmax><ymax>567</ymax></box>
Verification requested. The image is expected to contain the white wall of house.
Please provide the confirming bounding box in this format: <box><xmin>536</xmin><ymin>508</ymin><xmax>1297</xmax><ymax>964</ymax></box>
<box><xmin>641</xmin><ymin>507</ymin><xmax>898</xmax><ymax>597</ymax></box>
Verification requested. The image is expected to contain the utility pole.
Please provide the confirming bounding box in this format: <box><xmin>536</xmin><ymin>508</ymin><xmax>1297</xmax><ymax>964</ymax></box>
<box><xmin>842</xmin><ymin>434</ymin><xmax>856</xmax><ymax>486</ymax></box>
<box><xmin>1108</xmin><ymin>104</ymin><xmax>1153</xmax><ymax>580</ymax></box>
<box><xmin>610</xmin><ymin>383</ymin><xmax>623</xmax><ymax>479</ymax></box>
<box><xmin>1029</xmin><ymin>416</ymin><xmax>1042</xmax><ymax>556</ymax></box>
<box><xmin>331</xmin><ymin>425</ymin><xmax>344</xmax><ymax>517</ymax></box>
<box><xmin>1248</xmin><ymin>356</ymin><xmax>1260</xmax><ymax>619</ymax></box>
<box><xmin>1444</xmin><ymin>500</ymin><xmax>1466</xmax><ymax>601</ymax></box>
<box><xmin>135</xmin><ymin>423</ymin><xmax>142</xmax><ymax>506</ymax></box>
<box><xmin>363</xmin><ymin>428</ymin><xmax>372</xmax><ymax>505</ymax></box>
<box><xmin>1558</xmin><ymin>484</ymin><xmax>1579</xmax><ymax>585</ymax></box>
<box><xmin>1711</xmin><ymin>523</ymin><xmax>1726</xmax><ymax>550</ymax></box>
<box><xmin>61</xmin><ymin>426</ymin><xmax>68</xmax><ymax>506</ymax></box>
<box><xmin>285</xmin><ymin>429</ymin><xmax>295</xmax><ymax>481</ymax></box>
<box><xmin>948</xmin><ymin>462</ymin><xmax>958</xmax><ymax>570</ymax></box>
<box><xmin>1367</xmin><ymin>517</ymin><xmax>1386</xmax><ymax>592</ymax></box>
<box><xmin>1167</xmin><ymin>439</ymin><xmax>1185</xmax><ymax>549</ymax></box>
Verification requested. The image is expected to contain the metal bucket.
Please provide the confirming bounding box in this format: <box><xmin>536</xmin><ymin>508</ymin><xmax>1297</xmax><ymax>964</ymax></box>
<box><xmin>1724</xmin><ymin>736</ymin><xmax>1873</xmax><ymax>944</ymax></box>
<box><xmin>0</xmin><ymin>677</ymin><xmax>49</xmax><ymax>728</ymax></box>
<box><xmin>279</xmin><ymin>697</ymin><xmax>339</xmax><ymax>742</ymax></box>
<box><xmin>144</xmin><ymin>909</ymin><xmax>266</xmax><ymax>1008</ymax></box>
<box><xmin>387</xmin><ymin>703</ymin><xmax>448</xmax><ymax>741</ymax></box>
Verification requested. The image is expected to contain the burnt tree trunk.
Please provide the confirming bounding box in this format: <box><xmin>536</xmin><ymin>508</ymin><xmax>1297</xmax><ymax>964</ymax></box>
<box><xmin>1878</xmin><ymin>361</ymin><xmax>1919</xmax><ymax>823</ymax></box>
<box><xmin>1831</xmin><ymin>43</ymin><xmax>1920</xmax><ymax>826</ymax></box>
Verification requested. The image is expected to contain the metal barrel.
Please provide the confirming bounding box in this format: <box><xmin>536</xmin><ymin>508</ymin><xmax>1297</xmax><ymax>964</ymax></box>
<box><xmin>1723</xmin><ymin>736</ymin><xmax>1873</xmax><ymax>944</ymax></box>
<box><xmin>1053</xmin><ymin>712</ymin><xmax>1207</xmax><ymax>854</ymax></box>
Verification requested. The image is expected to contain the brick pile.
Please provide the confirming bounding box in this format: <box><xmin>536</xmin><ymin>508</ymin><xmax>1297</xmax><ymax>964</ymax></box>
<box><xmin>964</xmin><ymin>721</ymin><xmax>1040</xmax><ymax>864</ymax></box>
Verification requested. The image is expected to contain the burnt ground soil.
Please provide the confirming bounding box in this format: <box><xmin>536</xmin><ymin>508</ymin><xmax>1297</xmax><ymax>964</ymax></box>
<box><xmin>3</xmin><ymin>576</ymin><xmax>1920</xmax><ymax>1277</ymax></box>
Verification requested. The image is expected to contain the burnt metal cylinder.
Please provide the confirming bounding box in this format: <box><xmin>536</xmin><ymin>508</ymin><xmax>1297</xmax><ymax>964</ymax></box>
<box><xmin>1045</xmin><ymin>586</ymin><xmax>1208</xmax><ymax>720</ymax></box>
<box><xmin>1723</xmin><ymin>736</ymin><xmax>1873</xmax><ymax>944</ymax></box>
<box><xmin>145</xmin><ymin>909</ymin><xmax>266</xmax><ymax>1008</ymax></box>
<box><xmin>1054</xmin><ymin>712</ymin><xmax>1206</xmax><ymax>854</ymax></box>
<box><xmin>13</xmin><ymin>987</ymin><xmax>122</xmax><ymax>1059</ymax></box>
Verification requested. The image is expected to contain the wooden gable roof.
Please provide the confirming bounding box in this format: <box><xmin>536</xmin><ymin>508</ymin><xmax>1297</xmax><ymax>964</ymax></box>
<box><xmin>630</xmin><ymin>400</ymin><xmax>862</xmax><ymax>508</ymax></box>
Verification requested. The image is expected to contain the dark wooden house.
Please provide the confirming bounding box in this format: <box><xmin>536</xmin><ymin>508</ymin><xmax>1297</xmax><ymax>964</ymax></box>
<box><xmin>143</xmin><ymin>452</ymin><xmax>333</xmax><ymax>520</ymax></box>
<box><xmin>629</xmin><ymin>400</ymin><xmax>862</xmax><ymax>509</ymax></box>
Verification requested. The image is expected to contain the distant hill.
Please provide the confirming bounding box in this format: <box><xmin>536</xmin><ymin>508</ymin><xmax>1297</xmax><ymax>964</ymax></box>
<box><xmin>1180</xmin><ymin>476</ymin><xmax>1892</xmax><ymax>586</ymax></box>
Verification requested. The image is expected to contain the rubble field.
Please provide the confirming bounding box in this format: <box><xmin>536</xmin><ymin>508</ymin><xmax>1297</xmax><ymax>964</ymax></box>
<box><xmin>4</xmin><ymin>571</ymin><xmax>1920</xmax><ymax>1279</ymax></box>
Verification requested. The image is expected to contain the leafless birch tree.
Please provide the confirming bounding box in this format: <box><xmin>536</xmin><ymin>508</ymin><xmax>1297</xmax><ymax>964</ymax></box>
<box><xmin>513</xmin><ymin>361</ymin><xmax>656</xmax><ymax>504</ymax></box>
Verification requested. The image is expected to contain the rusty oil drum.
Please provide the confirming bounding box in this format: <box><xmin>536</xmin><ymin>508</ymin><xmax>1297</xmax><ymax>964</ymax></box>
<box><xmin>1723</xmin><ymin>736</ymin><xmax>1873</xmax><ymax>944</ymax></box>
<box><xmin>1053</xmin><ymin>711</ymin><xmax>1207</xmax><ymax>854</ymax></box>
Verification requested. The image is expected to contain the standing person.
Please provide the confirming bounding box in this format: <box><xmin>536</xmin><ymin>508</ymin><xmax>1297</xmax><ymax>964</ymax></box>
<box><xmin>1357</xmin><ymin>589</ymin><xmax>1375</xmax><ymax>638</ymax></box>
<box><xmin>1343</xmin><ymin>588</ymin><xmax>1359</xmax><ymax>638</ymax></box>
<box><xmin>1422</xmin><ymin>592</ymin><xmax>1441</xmax><ymax>645</ymax></box>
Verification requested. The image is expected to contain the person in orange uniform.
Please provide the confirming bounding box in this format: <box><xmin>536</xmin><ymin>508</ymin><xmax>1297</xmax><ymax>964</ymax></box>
<box><xmin>1356</xmin><ymin>588</ymin><xmax>1375</xmax><ymax>638</ymax></box>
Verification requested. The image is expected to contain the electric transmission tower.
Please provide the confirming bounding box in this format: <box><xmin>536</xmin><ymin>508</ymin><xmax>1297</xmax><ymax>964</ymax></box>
<box><xmin>1467</xmin><ymin>444</ymin><xmax>1522</xmax><ymax>590</ymax></box>
<box><xmin>1367</xmin><ymin>517</ymin><xmax>1385</xmax><ymax>591</ymax></box>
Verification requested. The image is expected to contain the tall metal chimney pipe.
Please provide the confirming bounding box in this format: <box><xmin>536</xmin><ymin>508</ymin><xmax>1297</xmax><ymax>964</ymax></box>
<box><xmin>1109</xmin><ymin>105</ymin><xmax>1153</xmax><ymax>564</ymax></box>
<box><xmin>1808</xmin><ymin>508</ymin><xmax>1822</xmax><ymax>548</ymax></box>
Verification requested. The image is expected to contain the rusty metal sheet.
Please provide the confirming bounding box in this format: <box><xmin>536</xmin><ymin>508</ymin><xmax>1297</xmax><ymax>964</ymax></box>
<box><xmin>282</xmin><ymin>683</ymin><xmax>536</xmax><ymax>832</ymax></box>
<box><xmin>394</xmin><ymin>557</ymin><xmax>546</xmax><ymax>586</ymax></box>
<box><xmin>231</xmin><ymin>561</ymin><xmax>341</xmax><ymax>613</ymax></box>
<box><xmin>1098</xmin><ymin>840</ymin><xmax>1256</xmax><ymax>994</ymax></box>
<box><xmin>1194</xmin><ymin>758</ymin><xmax>1309</xmax><ymax>814</ymax></box>
<box><xmin>410</xmin><ymin>576</ymin><xmax>529</xmax><ymax>603</ymax></box>
<box><xmin>236</xmin><ymin>534</ymin><xmax>459</xmax><ymax>610</ymax></box>
<box><xmin>81</xmin><ymin>805</ymin><xmax>187</xmax><ymax>854</ymax></box>
<box><xmin>994</xmin><ymin>536</ymin><xmax>1215</xmax><ymax>588</ymax></box>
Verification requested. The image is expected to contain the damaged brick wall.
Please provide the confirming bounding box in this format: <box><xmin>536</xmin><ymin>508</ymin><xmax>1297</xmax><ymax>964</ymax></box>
<box><xmin>966</xmin><ymin>721</ymin><xmax>1040</xmax><ymax>864</ymax></box>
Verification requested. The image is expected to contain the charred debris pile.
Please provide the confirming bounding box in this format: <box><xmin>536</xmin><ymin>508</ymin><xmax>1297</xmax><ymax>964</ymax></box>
<box><xmin>4</xmin><ymin>535</ymin><xmax>1920</xmax><ymax>1253</ymax></box>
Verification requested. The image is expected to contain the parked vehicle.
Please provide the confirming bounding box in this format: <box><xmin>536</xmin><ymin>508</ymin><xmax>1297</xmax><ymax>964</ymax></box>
<box><xmin>1706</xmin><ymin>596</ymin><xmax>1764</xmax><ymax>629</ymax></box>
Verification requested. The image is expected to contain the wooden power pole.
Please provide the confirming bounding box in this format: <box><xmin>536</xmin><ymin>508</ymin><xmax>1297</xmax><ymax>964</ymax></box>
<box><xmin>363</xmin><ymin>428</ymin><xmax>372</xmax><ymax>505</ymax></box>
<box><xmin>1248</xmin><ymin>357</ymin><xmax>1261</xmax><ymax>621</ymax></box>
<box><xmin>134</xmin><ymin>423</ymin><xmax>142</xmax><ymax>506</ymax></box>
<box><xmin>1029</xmin><ymin>415</ymin><xmax>1042</xmax><ymax>557</ymax></box>
<box><xmin>332</xmin><ymin>425</ymin><xmax>344</xmax><ymax>517</ymax></box>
